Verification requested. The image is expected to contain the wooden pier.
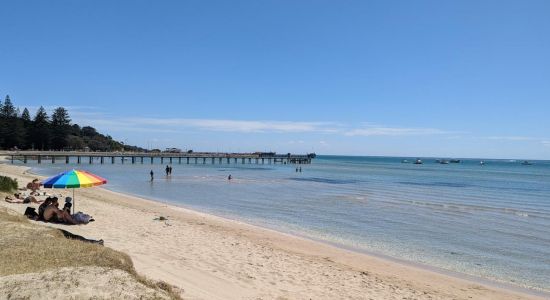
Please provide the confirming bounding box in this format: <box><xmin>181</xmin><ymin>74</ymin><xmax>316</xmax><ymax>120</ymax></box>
<box><xmin>2</xmin><ymin>151</ymin><xmax>315</xmax><ymax>165</ymax></box>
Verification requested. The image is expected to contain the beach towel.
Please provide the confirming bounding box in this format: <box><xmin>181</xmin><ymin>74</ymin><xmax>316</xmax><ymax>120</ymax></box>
<box><xmin>72</xmin><ymin>212</ymin><xmax>93</xmax><ymax>224</ymax></box>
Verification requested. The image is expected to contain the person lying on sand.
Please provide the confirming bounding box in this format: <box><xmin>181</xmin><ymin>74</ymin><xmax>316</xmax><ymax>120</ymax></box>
<box><xmin>43</xmin><ymin>198</ymin><xmax>77</xmax><ymax>225</ymax></box>
<box><xmin>5</xmin><ymin>192</ymin><xmax>44</xmax><ymax>204</ymax></box>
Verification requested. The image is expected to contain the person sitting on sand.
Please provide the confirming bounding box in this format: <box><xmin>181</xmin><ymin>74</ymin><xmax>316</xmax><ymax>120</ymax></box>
<box><xmin>43</xmin><ymin>198</ymin><xmax>77</xmax><ymax>225</ymax></box>
<box><xmin>4</xmin><ymin>192</ymin><xmax>44</xmax><ymax>204</ymax></box>
<box><xmin>62</xmin><ymin>197</ymin><xmax>72</xmax><ymax>214</ymax></box>
<box><xmin>38</xmin><ymin>197</ymin><xmax>55</xmax><ymax>220</ymax></box>
<box><xmin>26</xmin><ymin>179</ymin><xmax>42</xmax><ymax>195</ymax></box>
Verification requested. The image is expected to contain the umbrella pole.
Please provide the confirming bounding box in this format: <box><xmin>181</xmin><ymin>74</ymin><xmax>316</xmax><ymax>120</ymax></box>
<box><xmin>72</xmin><ymin>188</ymin><xmax>75</xmax><ymax>215</ymax></box>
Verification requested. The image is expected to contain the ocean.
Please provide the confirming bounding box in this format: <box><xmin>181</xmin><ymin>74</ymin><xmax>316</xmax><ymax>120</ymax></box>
<box><xmin>20</xmin><ymin>155</ymin><xmax>550</xmax><ymax>293</ymax></box>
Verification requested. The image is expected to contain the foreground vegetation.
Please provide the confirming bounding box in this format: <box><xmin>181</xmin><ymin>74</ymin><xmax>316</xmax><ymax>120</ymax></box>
<box><xmin>0</xmin><ymin>206</ymin><xmax>181</xmax><ymax>299</ymax></box>
<box><xmin>0</xmin><ymin>176</ymin><xmax>18</xmax><ymax>192</ymax></box>
<box><xmin>0</xmin><ymin>95</ymin><xmax>144</xmax><ymax>152</ymax></box>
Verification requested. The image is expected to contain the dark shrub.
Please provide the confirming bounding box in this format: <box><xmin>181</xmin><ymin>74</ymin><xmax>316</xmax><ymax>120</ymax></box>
<box><xmin>0</xmin><ymin>176</ymin><xmax>18</xmax><ymax>192</ymax></box>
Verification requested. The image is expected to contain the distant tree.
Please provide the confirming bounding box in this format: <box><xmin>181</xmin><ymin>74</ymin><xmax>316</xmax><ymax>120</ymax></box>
<box><xmin>31</xmin><ymin>106</ymin><xmax>51</xmax><ymax>150</ymax></box>
<box><xmin>21</xmin><ymin>108</ymin><xmax>31</xmax><ymax>122</ymax></box>
<box><xmin>51</xmin><ymin>107</ymin><xmax>72</xmax><ymax>150</ymax></box>
<box><xmin>70</xmin><ymin>124</ymin><xmax>81</xmax><ymax>135</ymax></box>
<box><xmin>81</xmin><ymin>126</ymin><xmax>97</xmax><ymax>137</ymax></box>
<box><xmin>20</xmin><ymin>108</ymin><xmax>32</xmax><ymax>148</ymax></box>
<box><xmin>0</xmin><ymin>95</ymin><xmax>17</xmax><ymax>118</ymax></box>
<box><xmin>0</xmin><ymin>95</ymin><xmax>24</xmax><ymax>148</ymax></box>
<box><xmin>67</xmin><ymin>135</ymin><xmax>85</xmax><ymax>150</ymax></box>
<box><xmin>0</xmin><ymin>97</ymin><xmax>4</xmax><ymax>148</ymax></box>
<box><xmin>0</xmin><ymin>95</ymin><xmax>145</xmax><ymax>152</ymax></box>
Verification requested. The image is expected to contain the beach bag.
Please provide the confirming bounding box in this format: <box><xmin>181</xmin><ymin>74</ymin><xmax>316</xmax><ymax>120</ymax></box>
<box><xmin>72</xmin><ymin>212</ymin><xmax>92</xmax><ymax>224</ymax></box>
<box><xmin>24</xmin><ymin>207</ymin><xmax>38</xmax><ymax>219</ymax></box>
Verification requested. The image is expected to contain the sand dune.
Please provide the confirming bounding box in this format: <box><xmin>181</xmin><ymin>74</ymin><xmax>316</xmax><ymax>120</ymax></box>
<box><xmin>0</xmin><ymin>267</ymin><xmax>173</xmax><ymax>300</ymax></box>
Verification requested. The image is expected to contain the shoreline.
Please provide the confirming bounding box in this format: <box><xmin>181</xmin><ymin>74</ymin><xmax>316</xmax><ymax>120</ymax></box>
<box><xmin>106</xmin><ymin>184</ymin><xmax>549</xmax><ymax>297</ymax></box>
<box><xmin>1</xmin><ymin>160</ymin><xmax>546</xmax><ymax>299</ymax></box>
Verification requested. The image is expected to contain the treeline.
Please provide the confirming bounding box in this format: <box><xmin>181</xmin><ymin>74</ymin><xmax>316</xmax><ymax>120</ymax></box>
<box><xmin>0</xmin><ymin>95</ymin><xmax>144</xmax><ymax>152</ymax></box>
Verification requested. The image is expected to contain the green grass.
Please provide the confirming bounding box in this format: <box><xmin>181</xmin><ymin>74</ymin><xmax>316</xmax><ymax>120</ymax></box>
<box><xmin>0</xmin><ymin>176</ymin><xmax>18</xmax><ymax>192</ymax></box>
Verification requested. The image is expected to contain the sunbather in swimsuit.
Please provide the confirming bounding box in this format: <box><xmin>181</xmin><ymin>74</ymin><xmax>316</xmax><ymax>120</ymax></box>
<box><xmin>43</xmin><ymin>199</ymin><xmax>77</xmax><ymax>225</ymax></box>
<box><xmin>5</xmin><ymin>193</ymin><xmax>43</xmax><ymax>204</ymax></box>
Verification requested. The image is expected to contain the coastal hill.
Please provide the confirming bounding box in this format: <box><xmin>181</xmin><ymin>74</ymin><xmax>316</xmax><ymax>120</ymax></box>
<box><xmin>0</xmin><ymin>95</ymin><xmax>144</xmax><ymax>152</ymax></box>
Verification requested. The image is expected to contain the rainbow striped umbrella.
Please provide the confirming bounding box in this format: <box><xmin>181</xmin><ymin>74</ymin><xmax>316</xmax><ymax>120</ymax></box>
<box><xmin>42</xmin><ymin>169</ymin><xmax>107</xmax><ymax>214</ymax></box>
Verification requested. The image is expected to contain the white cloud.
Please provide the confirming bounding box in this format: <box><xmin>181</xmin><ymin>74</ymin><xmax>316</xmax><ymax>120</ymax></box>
<box><xmin>61</xmin><ymin>107</ymin><xmax>460</xmax><ymax>138</ymax></box>
<box><xmin>487</xmin><ymin>136</ymin><xmax>538</xmax><ymax>141</ymax></box>
<box><xmin>542</xmin><ymin>141</ymin><xmax>550</xmax><ymax>147</ymax></box>
<box><xmin>345</xmin><ymin>125</ymin><xmax>451</xmax><ymax>137</ymax></box>
<box><xmin>127</xmin><ymin>118</ymin><xmax>339</xmax><ymax>133</ymax></box>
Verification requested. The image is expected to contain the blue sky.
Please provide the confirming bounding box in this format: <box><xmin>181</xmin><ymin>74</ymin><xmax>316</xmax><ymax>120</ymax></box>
<box><xmin>1</xmin><ymin>0</ymin><xmax>549</xmax><ymax>159</ymax></box>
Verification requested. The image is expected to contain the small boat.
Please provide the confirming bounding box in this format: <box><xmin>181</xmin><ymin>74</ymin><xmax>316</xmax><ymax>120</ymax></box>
<box><xmin>480</xmin><ymin>161</ymin><xmax>485</xmax><ymax>166</ymax></box>
<box><xmin>439</xmin><ymin>160</ymin><xmax>449</xmax><ymax>164</ymax></box>
<box><xmin>450</xmin><ymin>159</ymin><xmax>461</xmax><ymax>163</ymax></box>
<box><xmin>521</xmin><ymin>161</ymin><xmax>532</xmax><ymax>165</ymax></box>
<box><xmin>414</xmin><ymin>159</ymin><xmax>423</xmax><ymax>164</ymax></box>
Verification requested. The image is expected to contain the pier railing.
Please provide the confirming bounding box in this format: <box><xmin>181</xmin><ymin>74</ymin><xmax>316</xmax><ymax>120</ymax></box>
<box><xmin>1</xmin><ymin>151</ymin><xmax>315</xmax><ymax>165</ymax></box>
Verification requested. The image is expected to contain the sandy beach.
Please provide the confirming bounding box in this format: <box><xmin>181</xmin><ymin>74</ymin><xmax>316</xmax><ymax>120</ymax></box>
<box><xmin>0</xmin><ymin>161</ymin><xmax>545</xmax><ymax>300</ymax></box>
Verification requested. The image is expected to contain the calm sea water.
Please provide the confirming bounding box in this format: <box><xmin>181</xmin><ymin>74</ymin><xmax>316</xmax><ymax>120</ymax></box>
<box><xmin>18</xmin><ymin>155</ymin><xmax>550</xmax><ymax>292</ymax></box>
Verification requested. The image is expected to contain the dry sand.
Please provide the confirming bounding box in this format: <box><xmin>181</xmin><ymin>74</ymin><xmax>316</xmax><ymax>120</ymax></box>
<box><xmin>0</xmin><ymin>267</ymin><xmax>173</xmax><ymax>300</ymax></box>
<box><xmin>0</xmin><ymin>161</ymin><xmax>546</xmax><ymax>300</ymax></box>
